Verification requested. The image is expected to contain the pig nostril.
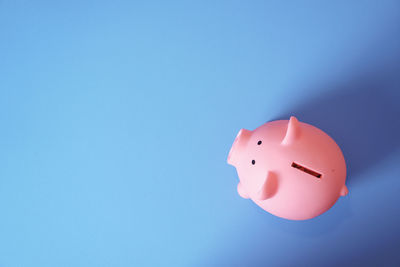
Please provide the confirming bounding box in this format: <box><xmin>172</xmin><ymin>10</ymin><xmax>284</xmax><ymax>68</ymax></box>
<box><xmin>252</xmin><ymin>160</ymin><xmax>256</xmax><ymax>165</ymax></box>
<box><xmin>257</xmin><ymin>140</ymin><xmax>262</xmax><ymax>145</ymax></box>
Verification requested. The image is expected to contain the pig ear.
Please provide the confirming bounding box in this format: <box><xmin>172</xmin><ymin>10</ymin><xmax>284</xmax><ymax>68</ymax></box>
<box><xmin>257</xmin><ymin>171</ymin><xmax>278</xmax><ymax>200</ymax></box>
<box><xmin>281</xmin><ymin>116</ymin><xmax>301</xmax><ymax>145</ymax></box>
<box><xmin>237</xmin><ymin>182</ymin><xmax>250</xmax><ymax>199</ymax></box>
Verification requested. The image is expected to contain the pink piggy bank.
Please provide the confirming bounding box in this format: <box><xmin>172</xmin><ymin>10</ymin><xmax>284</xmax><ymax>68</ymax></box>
<box><xmin>227</xmin><ymin>116</ymin><xmax>348</xmax><ymax>220</ymax></box>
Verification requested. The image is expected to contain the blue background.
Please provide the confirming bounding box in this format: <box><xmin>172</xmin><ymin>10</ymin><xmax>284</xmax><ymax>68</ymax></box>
<box><xmin>1</xmin><ymin>1</ymin><xmax>400</xmax><ymax>266</ymax></box>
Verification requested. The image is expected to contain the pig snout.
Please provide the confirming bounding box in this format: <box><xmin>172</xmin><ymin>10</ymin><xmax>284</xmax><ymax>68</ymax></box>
<box><xmin>227</xmin><ymin>128</ymin><xmax>252</xmax><ymax>166</ymax></box>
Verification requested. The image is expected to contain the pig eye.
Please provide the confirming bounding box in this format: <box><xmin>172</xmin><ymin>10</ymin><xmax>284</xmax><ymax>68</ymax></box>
<box><xmin>251</xmin><ymin>160</ymin><xmax>256</xmax><ymax>165</ymax></box>
<box><xmin>257</xmin><ymin>140</ymin><xmax>262</xmax><ymax>145</ymax></box>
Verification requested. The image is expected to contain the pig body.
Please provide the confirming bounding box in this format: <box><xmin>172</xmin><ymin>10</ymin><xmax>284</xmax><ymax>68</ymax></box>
<box><xmin>227</xmin><ymin>116</ymin><xmax>348</xmax><ymax>220</ymax></box>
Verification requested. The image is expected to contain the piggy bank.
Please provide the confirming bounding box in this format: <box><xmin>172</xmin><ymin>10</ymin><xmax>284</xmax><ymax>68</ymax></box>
<box><xmin>227</xmin><ymin>116</ymin><xmax>348</xmax><ymax>220</ymax></box>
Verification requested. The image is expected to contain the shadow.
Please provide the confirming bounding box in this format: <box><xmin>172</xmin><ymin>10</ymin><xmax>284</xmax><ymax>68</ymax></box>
<box><xmin>209</xmin><ymin>19</ymin><xmax>400</xmax><ymax>267</ymax></box>
<box><xmin>276</xmin><ymin>68</ymin><xmax>400</xmax><ymax>186</ymax></box>
<box><xmin>211</xmin><ymin>47</ymin><xmax>400</xmax><ymax>267</ymax></box>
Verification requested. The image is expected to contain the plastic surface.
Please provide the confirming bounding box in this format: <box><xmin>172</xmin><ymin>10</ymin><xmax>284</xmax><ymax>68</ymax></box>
<box><xmin>227</xmin><ymin>116</ymin><xmax>348</xmax><ymax>220</ymax></box>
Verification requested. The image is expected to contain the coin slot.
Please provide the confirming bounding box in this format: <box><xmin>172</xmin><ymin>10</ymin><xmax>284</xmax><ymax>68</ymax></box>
<box><xmin>291</xmin><ymin>162</ymin><xmax>322</xmax><ymax>178</ymax></box>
